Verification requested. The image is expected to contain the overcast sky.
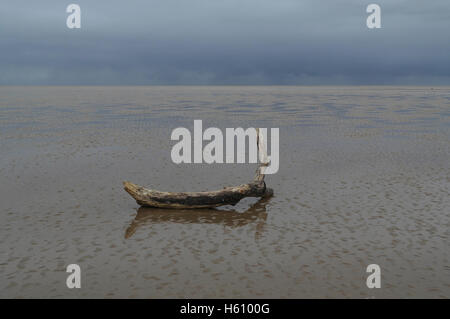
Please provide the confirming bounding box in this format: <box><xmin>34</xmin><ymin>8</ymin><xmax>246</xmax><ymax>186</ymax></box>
<box><xmin>1</xmin><ymin>0</ymin><xmax>449</xmax><ymax>85</ymax></box>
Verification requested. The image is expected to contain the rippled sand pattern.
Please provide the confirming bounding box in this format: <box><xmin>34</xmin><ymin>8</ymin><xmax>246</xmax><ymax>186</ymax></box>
<box><xmin>0</xmin><ymin>86</ymin><xmax>449</xmax><ymax>298</ymax></box>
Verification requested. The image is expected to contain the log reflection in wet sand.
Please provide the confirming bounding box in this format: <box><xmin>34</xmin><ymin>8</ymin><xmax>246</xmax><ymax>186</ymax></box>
<box><xmin>125</xmin><ymin>197</ymin><xmax>271</xmax><ymax>239</ymax></box>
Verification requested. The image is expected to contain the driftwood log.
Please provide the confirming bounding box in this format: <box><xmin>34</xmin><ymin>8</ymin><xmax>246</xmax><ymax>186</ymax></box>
<box><xmin>123</xmin><ymin>128</ymin><xmax>273</xmax><ymax>208</ymax></box>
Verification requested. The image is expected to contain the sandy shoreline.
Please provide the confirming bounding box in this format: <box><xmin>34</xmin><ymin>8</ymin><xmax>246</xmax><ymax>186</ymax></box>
<box><xmin>1</xmin><ymin>86</ymin><xmax>449</xmax><ymax>298</ymax></box>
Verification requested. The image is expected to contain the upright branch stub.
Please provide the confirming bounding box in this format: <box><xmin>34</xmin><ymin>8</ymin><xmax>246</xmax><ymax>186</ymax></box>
<box><xmin>254</xmin><ymin>128</ymin><xmax>269</xmax><ymax>183</ymax></box>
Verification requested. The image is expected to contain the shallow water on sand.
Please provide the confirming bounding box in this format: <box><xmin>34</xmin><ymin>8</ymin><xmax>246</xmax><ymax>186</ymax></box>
<box><xmin>0</xmin><ymin>86</ymin><xmax>449</xmax><ymax>298</ymax></box>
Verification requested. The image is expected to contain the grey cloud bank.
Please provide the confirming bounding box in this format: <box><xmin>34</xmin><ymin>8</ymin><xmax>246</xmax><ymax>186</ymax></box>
<box><xmin>1</xmin><ymin>0</ymin><xmax>449</xmax><ymax>85</ymax></box>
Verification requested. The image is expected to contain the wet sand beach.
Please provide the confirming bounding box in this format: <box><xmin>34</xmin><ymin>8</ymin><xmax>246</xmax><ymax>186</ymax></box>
<box><xmin>0</xmin><ymin>86</ymin><xmax>449</xmax><ymax>298</ymax></box>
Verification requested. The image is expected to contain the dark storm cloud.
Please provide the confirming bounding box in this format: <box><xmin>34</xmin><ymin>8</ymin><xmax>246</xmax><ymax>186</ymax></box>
<box><xmin>0</xmin><ymin>0</ymin><xmax>449</xmax><ymax>85</ymax></box>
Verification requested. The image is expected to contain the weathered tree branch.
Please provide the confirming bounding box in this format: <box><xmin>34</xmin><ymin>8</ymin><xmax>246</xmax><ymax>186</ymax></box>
<box><xmin>123</xmin><ymin>128</ymin><xmax>273</xmax><ymax>208</ymax></box>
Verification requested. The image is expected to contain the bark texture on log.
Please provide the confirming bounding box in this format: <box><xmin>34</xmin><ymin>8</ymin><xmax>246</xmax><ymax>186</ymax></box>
<box><xmin>123</xmin><ymin>128</ymin><xmax>273</xmax><ymax>208</ymax></box>
<box><xmin>123</xmin><ymin>180</ymin><xmax>272</xmax><ymax>209</ymax></box>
